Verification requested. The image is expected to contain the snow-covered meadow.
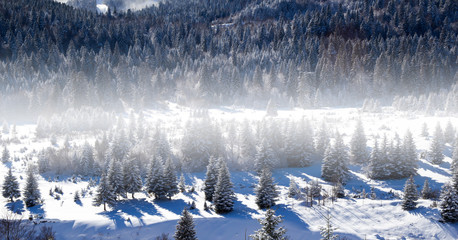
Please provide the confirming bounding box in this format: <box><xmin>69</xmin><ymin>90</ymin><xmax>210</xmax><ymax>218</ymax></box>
<box><xmin>0</xmin><ymin>104</ymin><xmax>457</xmax><ymax>239</ymax></box>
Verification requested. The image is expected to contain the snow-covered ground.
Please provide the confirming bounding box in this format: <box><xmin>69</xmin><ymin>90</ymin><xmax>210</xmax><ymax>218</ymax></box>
<box><xmin>0</xmin><ymin>105</ymin><xmax>457</xmax><ymax>239</ymax></box>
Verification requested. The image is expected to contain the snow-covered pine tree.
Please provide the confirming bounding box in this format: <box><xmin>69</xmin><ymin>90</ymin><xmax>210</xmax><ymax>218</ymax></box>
<box><xmin>107</xmin><ymin>158</ymin><xmax>124</xmax><ymax>200</ymax></box>
<box><xmin>421</xmin><ymin>179</ymin><xmax>433</xmax><ymax>199</ymax></box>
<box><xmin>350</xmin><ymin>120</ymin><xmax>368</xmax><ymax>165</ymax></box>
<box><xmin>2</xmin><ymin>168</ymin><xmax>20</xmax><ymax>202</ymax></box>
<box><xmin>315</xmin><ymin>121</ymin><xmax>330</xmax><ymax>157</ymax></box>
<box><xmin>123</xmin><ymin>154</ymin><xmax>142</xmax><ymax>199</ymax></box>
<box><xmin>451</xmin><ymin>136</ymin><xmax>458</xmax><ymax>174</ymax></box>
<box><xmin>401</xmin><ymin>130</ymin><xmax>418</xmax><ymax>177</ymax></box>
<box><xmin>439</xmin><ymin>183</ymin><xmax>458</xmax><ymax>222</ymax></box>
<box><xmin>320</xmin><ymin>213</ymin><xmax>338</xmax><ymax>240</ymax></box>
<box><xmin>204</xmin><ymin>156</ymin><xmax>218</xmax><ymax>201</ymax></box>
<box><xmin>164</xmin><ymin>158</ymin><xmax>179</xmax><ymax>199</ymax></box>
<box><xmin>146</xmin><ymin>157</ymin><xmax>167</xmax><ymax>200</ymax></box>
<box><xmin>421</xmin><ymin>122</ymin><xmax>428</xmax><ymax>137</ymax></box>
<box><xmin>2</xmin><ymin>145</ymin><xmax>10</xmax><ymax>163</ymax></box>
<box><xmin>254</xmin><ymin>138</ymin><xmax>276</xmax><ymax>174</ymax></box>
<box><xmin>93</xmin><ymin>173</ymin><xmax>116</xmax><ymax>211</ymax></box>
<box><xmin>238</xmin><ymin>120</ymin><xmax>255</xmax><ymax>168</ymax></box>
<box><xmin>402</xmin><ymin>176</ymin><xmax>418</xmax><ymax>210</ymax></box>
<box><xmin>80</xmin><ymin>142</ymin><xmax>95</xmax><ymax>176</ymax></box>
<box><xmin>212</xmin><ymin>159</ymin><xmax>235</xmax><ymax>213</ymax></box>
<box><xmin>284</xmin><ymin>120</ymin><xmax>312</xmax><ymax>167</ymax></box>
<box><xmin>23</xmin><ymin>166</ymin><xmax>41</xmax><ymax>207</ymax></box>
<box><xmin>389</xmin><ymin>133</ymin><xmax>404</xmax><ymax>179</ymax></box>
<box><xmin>288</xmin><ymin>178</ymin><xmax>299</xmax><ymax>198</ymax></box>
<box><xmin>174</xmin><ymin>208</ymin><xmax>197</xmax><ymax>240</ymax></box>
<box><xmin>179</xmin><ymin>173</ymin><xmax>186</xmax><ymax>193</ymax></box>
<box><xmin>429</xmin><ymin>123</ymin><xmax>444</xmax><ymax>165</ymax></box>
<box><xmin>255</xmin><ymin>168</ymin><xmax>278</xmax><ymax>209</ymax></box>
<box><xmin>250</xmin><ymin>209</ymin><xmax>286</xmax><ymax>240</ymax></box>
<box><xmin>443</xmin><ymin>120</ymin><xmax>455</xmax><ymax>144</ymax></box>
<box><xmin>367</xmin><ymin>139</ymin><xmax>384</xmax><ymax>179</ymax></box>
<box><xmin>74</xmin><ymin>190</ymin><xmax>81</xmax><ymax>203</ymax></box>
<box><xmin>321</xmin><ymin>132</ymin><xmax>349</xmax><ymax>183</ymax></box>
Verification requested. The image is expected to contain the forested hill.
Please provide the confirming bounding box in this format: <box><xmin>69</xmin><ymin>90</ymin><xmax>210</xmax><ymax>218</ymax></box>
<box><xmin>0</xmin><ymin>0</ymin><xmax>456</xmax><ymax>119</ymax></box>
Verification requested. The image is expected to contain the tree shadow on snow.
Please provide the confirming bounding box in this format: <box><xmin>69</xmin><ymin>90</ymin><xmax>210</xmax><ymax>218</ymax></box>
<box><xmin>153</xmin><ymin>198</ymin><xmax>188</xmax><ymax>216</ymax></box>
<box><xmin>5</xmin><ymin>200</ymin><xmax>25</xmax><ymax>215</ymax></box>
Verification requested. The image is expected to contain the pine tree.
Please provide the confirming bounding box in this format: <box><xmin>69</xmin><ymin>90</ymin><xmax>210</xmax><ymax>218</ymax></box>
<box><xmin>320</xmin><ymin>214</ymin><xmax>338</xmax><ymax>240</ymax></box>
<box><xmin>146</xmin><ymin>157</ymin><xmax>167</xmax><ymax>200</ymax></box>
<box><xmin>254</xmin><ymin>138</ymin><xmax>276</xmax><ymax>174</ymax></box>
<box><xmin>23</xmin><ymin>166</ymin><xmax>41</xmax><ymax>208</ymax></box>
<box><xmin>123</xmin><ymin>155</ymin><xmax>142</xmax><ymax>199</ymax></box>
<box><xmin>2</xmin><ymin>145</ymin><xmax>10</xmax><ymax>163</ymax></box>
<box><xmin>2</xmin><ymin>168</ymin><xmax>20</xmax><ymax>202</ymax></box>
<box><xmin>350</xmin><ymin>120</ymin><xmax>368</xmax><ymax>165</ymax></box>
<box><xmin>74</xmin><ymin>190</ymin><xmax>81</xmax><ymax>203</ymax></box>
<box><xmin>204</xmin><ymin>156</ymin><xmax>218</xmax><ymax>201</ymax></box>
<box><xmin>107</xmin><ymin>158</ymin><xmax>124</xmax><ymax>199</ymax></box>
<box><xmin>255</xmin><ymin>168</ymin><xmax>278</xmax><ymax>209</ymax></box>
<box><xmin>443</xmin><ymin>120</ymin><xmax>455</xmax><ymax>144</ymax></box>
<box><xmin>315</xmin><ymin>121</ymin><xmax>330</xmax><ymax>157</ymax></box>
<box><xmin>439</xmin><ymin>183</ymin><xmax>458</xmax><ymax>222</ymax></box>
<box><xmin>429</xmin><ymin>123</ymin><xmax>444</xmax><ymax>165</ymax></box>
<box><xmin>288</xmin><ymin>179</ymin><xmax>299</xmax><ymax>198</ymax></box>
<box><xmin>421</xmin><ymin>122</ymin><xmax>428</xmax><ymax>137</ymax></box>
<box><xmin>401</xmin><ymin>130</ymin><xmax>418</xmax><ymax>177</ymax></box>
<box><xmin>421</xmin><ymin>179</ymin><xmax>432</xmax><ymax>199</ymax></box>
<box><xmin>164</xmin><ymin>158</ymin><xmax>179</xmax><ymax>199</ymax></box>
<box><xmin>174</xmin><ymin>208</ymin><xmax>198</xmax><ymax>240</ymax></box>
<box><xmin>212</xmin><ymin>159</ymin><xmax>235</xmax><ymax>213</ymax></box>
<box><xmin>93</xmin><ymin>173</ymin><xmax>116</xmax><ymax>211</ymax></box>
<box><xmin>367</xmin><ymin>139</ymin><xmax>385</xmax><ymax>179</ymax></box>
<box><xmin>321</xmin><ymin>132</ymin><xmax>349</xmax><ymax>183</ymax></box>
<box><xmin>250</xmin><ymin>209</ymin><xmax>286</xmax><ymax>240</ymax></box>
<box><xmin>451</xmin><ymin>136</ymin><xmax>458</xmax><ymax>174</ymax></box>
<box><xmin>402</xmin><ymin>176</ymin><xmax>418</xmax><ymax>210</ymax></box>
<box><xmin>179</xmin><ymin>173</ymin><xmax>186</xmax><ymax>193</ymax></box>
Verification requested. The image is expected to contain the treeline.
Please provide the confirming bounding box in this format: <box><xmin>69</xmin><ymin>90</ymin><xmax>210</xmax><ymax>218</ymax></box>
<box><xmin>0</xmin><ymin>0</ymin><xmax>456</xmax><ymax>120</ymax></box>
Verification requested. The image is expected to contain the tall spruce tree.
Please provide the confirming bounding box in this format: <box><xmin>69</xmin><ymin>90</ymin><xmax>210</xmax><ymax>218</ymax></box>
<box><xmin>2</xmin><ymin>145</ymin><xmax>10</xmax><ymax>163</ymax></box>
<box><xmin>174</xmin><ymin>208</ymin><xmax>198</xmax><ymax>240</ymax></box>
<box><xmin>429</xmin><ymin>123</ymin><xmax>444</xmax><ymax>165</ymax></box>
<box><xmin>93</xmin><ymin>173</ymin><xmax>116</xmax><ymax>211</ymax></box>
<box><xmin>439</xmin><ymin>183</ymin><xmax>458</xmax><ymax>222</ymax></box>
<box><xmin>23</xmin><ymin>166</ymin><xmax>41</xmax><ymax>208</ymax></box>
<box><xmin>401</xmin><ymin>130</ymin><xmax>418</xmax><ymax>177</ymax></box>
<box><xmin>255</xmin><ymin>168</ymin><xmax>278</xmax><ymax>209</ymax></box>
<box><xmin>254</xmin><ymin>138</ymin><xmax>276</xmax><ymax>174</ymax></box>
<box><xmin>212</xmin><ymin>159</ymin><xmax>235</xmax><ymax>213</ymax></box>
<box><xmin>350</xmin><ymin>120</ymin><xmax>368</xmax><ymax>165</ymax></box>
<box><xmin>421</xmin><ymin>179</ymin><xmax>433</xmax><ymax>199</ymax></box>
<box><xmin>146</xmin><ymin>157</ymin><xmax>167</xmax><ymax>200</ymax></box>
<box><xmin>451</xmin><ymin>136</ymin><xmax>458</xmax><ymax>174</ymax></box>
<box><xmin>123</xmin><ymin>154</ymin><xmax>143</xmax><ymax>199</ymax></box>
<box><xmin>107</xmin><ymin>158</ymin><xmax>124</xmax><ymax>199</ymax></box>
<box><xmin>321</xmin><ymin>132</ymin><xmax>349</xmax><ymax>183</ymax></box>
<box><xmin>250</xmin><ymin>209</ymin><xmax>286</xmax><ymax>240</ymax></box>
<box><xmin>2</xmin><ymin>168</ymin><xmax>20</xmax><ymax>202</ymax></box>
<box><xmin>164</xmin><ymin>158</ymin><xmax>179</xmax><ymax>199</ymax></box>
<box><xmin>204</xmin><ymin>156</ymin><xmax>218</xmax><ymax>201</ymax></box>
<box><xmin>401</xmin><ymin>176</ymin><xmax>418</xmax><ymax>210</ymax></box>
<box><xmin>179</xmin><ymin>173</ymin><xmax>186</xmax><ymax>193</ymax></box>
<box><xmin>315</xmin><ymin>121</ymin><xmax>330</xmax><ymax>157</ymax></box>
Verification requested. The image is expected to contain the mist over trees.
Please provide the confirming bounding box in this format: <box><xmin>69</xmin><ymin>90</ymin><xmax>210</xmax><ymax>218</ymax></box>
<box><xmin>0</xmin><ymin>0</ymin><xmax>456</xmax><ymax>121</ymax></box>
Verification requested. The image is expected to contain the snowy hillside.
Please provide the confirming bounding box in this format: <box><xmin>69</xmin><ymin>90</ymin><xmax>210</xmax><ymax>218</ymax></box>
<box><xmin>0</xmin><ymin>105</ymin><xmax>457</xmax><ymax>239</ymax></box>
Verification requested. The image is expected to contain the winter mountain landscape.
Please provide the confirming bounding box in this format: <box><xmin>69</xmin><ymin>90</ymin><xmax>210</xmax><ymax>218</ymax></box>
<box><xmin>0</xmin><ymin>0</ymin><xmax>457</xmax><ymax>239</ymax></box>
